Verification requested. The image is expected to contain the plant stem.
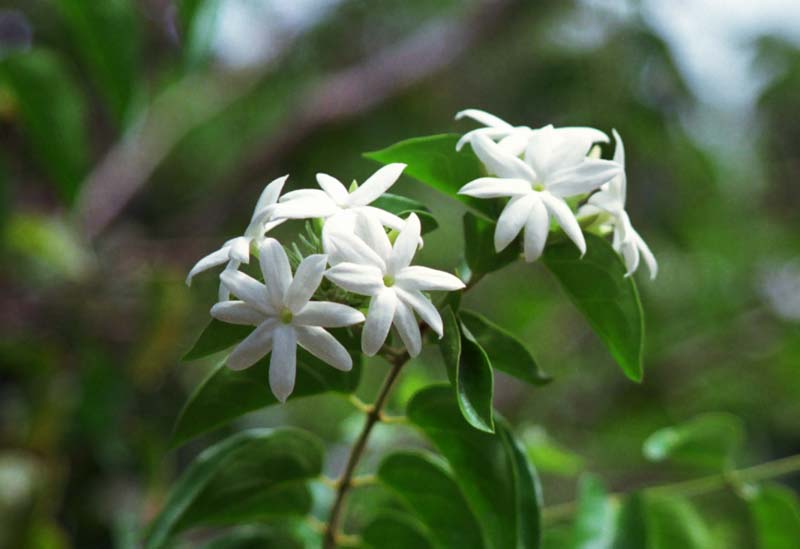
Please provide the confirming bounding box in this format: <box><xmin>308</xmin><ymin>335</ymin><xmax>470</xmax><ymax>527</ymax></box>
<box><xmin>541</xmin><ymin>453</ymin><xmax>800</xmax><ymax>524</ymax></box>
<box><xmin>323</xmin><ymin>350</ymin><xmax>410</xmax><ymax>548</ymax></box>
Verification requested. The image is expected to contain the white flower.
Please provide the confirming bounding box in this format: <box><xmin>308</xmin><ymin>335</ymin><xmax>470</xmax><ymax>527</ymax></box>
<box><xmin>324</xmin><ymin>213</ymin><xmax>465</xmax><ymax>357</ymax></box>
<box><xmin>186</xmin><ymin>175</ymin><xmax>289</xmax><ymax>299</ymax></box>
<box><xmin>212</xmin><ymin>238</ymin><xmax>365</xmax><ymax>402</ymax></box>
<box><xmin>458</xmin><ymin>128</ymin><xmax>621</xmax><ymax>262</ymax></box>
<box><xmin>578</xmin><ymin>130</ymin><xmax>657</xmax><ymax>279</ymax></box>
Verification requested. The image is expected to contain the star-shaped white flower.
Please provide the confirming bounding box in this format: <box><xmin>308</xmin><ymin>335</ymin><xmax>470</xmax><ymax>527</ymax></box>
<box><xmin>324</xmin><ymin>213</ymin><xmax>465</xmax><ymax>357</ymax></box>
<box><xmin>458</xmin><ymin>128</ymin><xmax>621</xmax><ymax>262</ymax></box>
<box><xmin>578</xmin><ymin>130</ymin><xmax>657</xmax><ymax>279</ymax></box>
<box><xmin>186</xmin><ymin>175</ymin><xmax>289</xmax><ymax>299</ymax></box>
<box><xmin>212</xmin><ymin>238</ymin><xmax>365</xmax><ymax>402</ymax></box>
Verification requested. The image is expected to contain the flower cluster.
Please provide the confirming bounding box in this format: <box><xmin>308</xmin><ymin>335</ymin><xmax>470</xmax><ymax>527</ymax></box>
<box><xmin>456</xmin><ymin>109</ymin><xmax>656</xmax><ymax>277</ymax></box>
<box><xmin>187</xmin><ymin>164</ymin><xmax>464</xmax><ymax>401</ymax></box>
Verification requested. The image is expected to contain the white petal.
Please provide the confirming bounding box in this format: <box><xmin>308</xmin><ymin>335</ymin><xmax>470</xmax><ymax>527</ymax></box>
<box><xmin>227</xmin><ymin>319</ymin><xmax>277</xmax><ymax>371</ymax></box>
<box><xmin>210</xmin><ymin>300</ymin><xmax>268</xmax><ymax>325</ymax></box>
<box><xmin>458</xmin><ymin>177</ymin><xmax>531</xmax><ymax>198</ymax></box>
<box><xmin>295</xmin><ymin>325</ymin><xmax>352</xmax><ymax>371</ymax></box>
<box><xmin>316</xmin><ymin>173</ymin><xmax>350</xmax><ymax>205</ymax></box>
<box><xmin>324</xmin><ymin>231</ymin><xmax>386</xmax><ymax>270</ymax></box>
<box><xmin>555</xmin><ymin>126</ymin><xmax>609</xmax><ymax>146</ymax></box>
<box><xmin>497</xmin><ymin>129</ymin><xmax>532</xmax><ymax>156</ymax></box>
<box><xmin>388</xmin><ymin>213</ymin><xmax>421</xmax><ymax>274</ymax></box>
<box><xmin>354</xmin><ymin>210</ymin><xmax>392</xmax><ymax>265</ymax></box>
<box><xmin>348</xmin><ymin>163</ymin><xmax>406</xmax><ymax>206</ymax></box>
<box><xmin>186</xmin><ymin>245</ymin><xmax>231</xmax><ymax>285</ymax></box>
<box><xmin>258</xmin><ymin>238</ymin><xmax>293</xmax><ymax>309</ymax></box>
<box><xmin>547</xmin><ymin>159</ymin><xmax>621</xmax><ymax>197</ymax></box>
<box><xmin>634</xmin><ymin>230</ymin><xmax>658</xmax><ymax>279</ymax></box>
<box><xmin>455</xmin><ymin>127</ymin><xmax>512</xmax><ymax>151</ymax></box>
<box><xmin>269</xmin><ymin>325</ymin><xmax>297</xmax><ymax>403</ymax></box>
<box><xmin>494</xmin><ymin>193</ymin><xmax>534</xmax><ymax>252</ymax></box>
<box><xmin>525</xmin><ymin>125</ymin><xmax>557</xmax><ymax>178</ymax></box>
<box><xmin>285</xmin><ymin>254</ymin><xmax>327</xmax><ymax>313</ymax></box>
<box><xmin>395</xmin><ymin>287</ymin><xmax>443</xmax><ymax>337</ymax></box>
<box><xmin>522</xmin><ymin>195</ymin><xmax>550</xmax><ymax>262</ymax></box>
<box><xmin>540</xmin><ymin>192</ymin><xmax>586</xmax><ymax>255</ymax></box>
<box><xmin>362</xmin><ymin>289</ymin><xmax>397</xmax><ymax>356</ymax></box>
<box><xmin>587</xmin><ymin>186</ymin><xmax>624</xmax><ymax>213</ymax></box>
<box><xmin>395</xmin><ymin>266</ymin><xmax>465</xmax><ymax>292</ymax></box>
<box><xmin>228</xmin><ymin>236</ymin><xmax>252</xmax><ymax>263</ymax></box>
<box><xmin>280</xmin><ymin>188</ymin><xmax>329</xmax><ymax>202</ymax></box>
<box><xmin>611</xmin><ymin>129</ymin><xmax>625</xmax><ymax>166</ymax></box>
<box><xmin>393</xmin><ymin>299</ymin><xmax>422</xmax><ymax>356</ymax></box>
<box><xmin>294</xmin><ymin>301</ymin><xmax>365</xmax><ymax>327</ymax></box>
<box><xmin>271</xmin><ymin>193</ymin><xmax>339</xmax><ymax>219</ymax></box>
<box><xmin>252</xmin><ymin>175</ymin><xmax>289</xmax><ymax>221</ymax></box>
<box><xmin>220</xmin><ymin>269</ymin><xmax>272</xmax><ymax>313</ymax></box>
<box><xmin>455</xmin><ymin>109</ymin><xmax>514</xmax><ymax>129</ymax></box>
<box><xmin>472</xmin><ymin>133</ymin><xmax>536</xmax><ymax>180</ymax></box>
<box><xmin>325</xmin><ymin>263</ymin><xmax>385</xmax><ymax>295</ymax></box>
<box><xmin>359</xmin><ymin>206</ymin><xmax>406</xmax><ymax>231</ymax></box>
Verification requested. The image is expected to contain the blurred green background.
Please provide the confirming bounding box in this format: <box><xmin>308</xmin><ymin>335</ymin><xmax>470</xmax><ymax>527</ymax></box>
<box><xmin>1</xmin><ymin>0</ymin><xmax>799</xmax><ymax>547</ymax></box>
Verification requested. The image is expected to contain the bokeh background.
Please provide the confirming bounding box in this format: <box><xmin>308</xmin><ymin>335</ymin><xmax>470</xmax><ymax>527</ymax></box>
<box><xmin>1</xmin><ymin>0</ymin><xmax>799</xmax><ymax>547</ymax></box>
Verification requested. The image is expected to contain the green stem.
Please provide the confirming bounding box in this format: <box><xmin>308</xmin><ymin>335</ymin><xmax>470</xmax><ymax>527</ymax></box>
<box><xmin>542</xmin><ymin>453</ymin><xmax>800</xmax><ymax>524</ymax></box>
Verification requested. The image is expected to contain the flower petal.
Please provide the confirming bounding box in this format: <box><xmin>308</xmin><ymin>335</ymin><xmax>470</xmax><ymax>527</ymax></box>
<box><xmin>186</xmin><ymin>245</ymin><xmax>232</xmax><ymax>286</ymax></box>
<box><xmin>362</xmin><ymin>289</ymin><xmax>397</xmax><ymax>356</ymax></box>
<box><xmin>269</xmin><ymin>324</ymin><xmax>297</xmax><ymax>403</ymax></box>
<box><xmin>228</xmin><ymin>236</ymin><xmax>252</xmax><ymax>263</ymax></box>
<box><xmin>316</xmin><ymin>173</ymin><xmax>350</xmax><ymax>205</ymax></box>
<box><xmin>354</xmin><ymin>211</ymin><xmax>392</xmax><ymax>265</ymax></box>
<box><xmin>227</xmin><ymin>319</ymin><xmax>277</xmax><ymax>371</ymax></box>
<box><xmin>497</xmin><ymin>129</ymin><xmax>532</xmax><ymax>156</ymax></box>
<box><xmin>395</xmin><ymin>287</ymin><xmax>443</xmax><ymax>337</ymax></box>
<box><xmin>540</xmin><ymin>192</ymin><xmax>586</xmax><ymax>255</ymax></box>
<box><xmin>271</xmin><ymin>192</ymin><xmax>339</xmax><ymax>219</ymax></box>
<box><xmin>348</xmin><ymin>163</ymin><xmax>406</xmax><ymax>206</ymax></box>
<box><xmin>395</xmin><ymin>266</ymin><xmax>465</xmax><ymax>292</ymax></box>
<box><xmin>621</xmin><ymin>239</ymin><xmax>640</xmax><ymax>278</ymax></box>
<box><xmin>494</xmin><ymin>193</ymin><xmax>534</xmax><ymax>252</ymax></box>
<box><xmin>522</xmin><ymin>195</ymin><xmax>549</xmax><ymax>262</ymax></box>
<box><xmin>524</xmin><ymin>124</ymin><xmax>557</xmax><ymax>178</ymax></box>
<box><xmin>252</xmin><ymin>175</ymin><xmax>288</xmax><ymax>221</ymax></box>
<box><xmin>324</xmin><ymin>230</ymin><xmax>386</xmax><ymax>270</ymax></box>
<box><xmin>393</xmin><ymin>299</ymin><xmax>422</xmax><ymax>356</ymax></box>
<box><xmin>295</xmin><ymin>325</ymin><xmax>352</xmax><ymax>371</ymax></box>
<box><xmin>634</xmin><ymin>230</ymin><xmax>658</xmax><ymax>279</ymax></box>
<box><xmin>294</xmin><ymin>301</ymin><xmax>365</xmax><ymax>327</ymax></box>
<box><xmin>285</xmin><ymin>254</ymin><xmax>328</xmax><ymax>313</ymax></box>
<box><xmin>220</xmin><ymin>269</ymin><xmax>272</xmax><ymax>313</ymax></box>
<box><xmin>210</xmin><ymin>300</ymin><xmax>268</xmax><ymax>325</ymax></box>
<box><xmin>458</xmin><ymin>177</ymin><xmax>531</xmax><ymax>198</ymax></box>
<box><xmin>358</xmin><ymin>206</ymin><xmax>406</xmax><ymax>231</ymax></box>
<box><xmin>547</xmin><ymin>159</ymin><xmax>621</xmax><ymax>197</ymax></box>
<box><xmin>259</xmin><ymin>238</ymin><xmax>293</xmax><ymax>309</ymax></box>
<box><xmin>455</xmin><ymin>127</ymin><xmax>512</xmax><ymax>151</ymax></box>
<box><xmin>472</xmin><ymin>133</ymin><xmax>536</xmax><ymax>180</ymax></box>
<box><xmin>325</xmin><ymin>262</ymin><xmax>384</xmax><ymax>296</ymax></box>
<box><xmin>388</xmin><ymin>213</ymin><xmax>421</xmax><ymax>274</ymax></box>
<box><xmin>455</xmin><ymin>108</ymin><xmax>514</xmax><ymax>129</ymax></box>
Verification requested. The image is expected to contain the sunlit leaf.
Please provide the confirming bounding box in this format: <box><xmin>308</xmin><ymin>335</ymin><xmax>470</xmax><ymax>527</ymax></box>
<box><xmin>362</xmin><ymin>513</ymin><xmax>434</xmax><ymax>549</ymax></box>
<box><xmin>408</xmin><ymin>385</ymin><xmax>542</xmax><ymax>549</ymax></box>
<box><xmin>146</xmin><ymin>429</ymin><xmax>322</xmax><ymax>549</ymax></box>
<box><xmin>378</xmin><ymin>452</ymin><xmax>483</xmax><ymax>549</ymax></box>
<box><xmin>611</xmin><ymin>493</ymin><xmax>712</xmax><ymax>549</ymax></box>
<box><xmin>543</xmin><ymin>233</ymin><xmax>645</xmax><ymax>382</ymax></box>
<box><xmin>571</xmin><ymin>474</ymin><xmax>616</xmax><ymax>549</ymax></box>
<box><xmin>749</xmin><ymin>483</ymin><xmax>800</xmax><ymax>549</ymax></box>
<box><xmin>522</xmin><ymin>427</ymin><xmax>585</xmax><ymax>477</ymax></box>
<box><xmin>439</xmin><ymin>307</ymin><xmax>494</xmax><ymax>433</ymax></box>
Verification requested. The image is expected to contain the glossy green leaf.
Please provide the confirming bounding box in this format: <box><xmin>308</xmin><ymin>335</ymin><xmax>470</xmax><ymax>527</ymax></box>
<box><xmin>146</xmin><ymin>428</ymin><xmax>322</xmax><ymax>549</ymax></box>
<box><xmin>183</xmin><ymin>319</ymin><xmax>252</xmax><ymax>361</ymax></box>
<box><xmin>522</xmin><ymin>427</ymin><xmax>585</xmax><ymax>477</ymax></box>
<box><xmin>0</xmin><ymin>50</ymin><xmax>88</xmax><ymax>204</ymax></box>
<box><xmin>571</xmin><ymin>474</ymin><xmax>616</xmax><ymax>549</ymax></box>
<box><xmin>172</xmin><ymin>345</ymin><xmax>361</xmax><ymax>447</ymax></box>
<box><xmin>439</xmin><ymin>307</ymin><xmax>494</xmax><ymax>433</ymax></box>
<box><xmin>642</xmin><ymin>413</ymin><xmax>744</xmax><ymax>471</ymax></box>
<box><xmin>378</xmin><ymin>452</ymin><xmax>483</xmax><ymax>549</ymax></box>
<box><xmin>749</xmin><ymin>484</ymin><xmax>800</xmax><ymax>549</ymax></box>
<box><xmin>362</xmin><ymin>513</ymin><xmax>434</xmax><ymax>549</ymax></box>
<box><xmin>611</xmin><ymin>494</ymin><xmax>712</xmax><ymax>549</ymax></box>
<box><xmin>460</xmin><ymin>309</ymin><xmax>551</xmax><ymax>385</ymax></box>
<box><xmin>463</xmin><ymin>212</ymin><xmax>520</xmax><ymax>278</ymax></box>
<box><xmin>372</xmin><ymin>192</ymin><xmax>439</xmax><ymax>234</ymax></box>
<box><xmin>408</xmin><ymin>385</ymin><xmax>542</xmax><ymax>549</ymax></box>
<box><xmin>542</xmin><ymin>233</ymin><xmax>645</xmax><ymax>382</ymax></box>
<box><xmin>364</xmin><ymin>134</ymin><xmax>496</xmax><ymax>218</ymax></box>
<box><xmin>54</xmin><ymin>0</ymin><xmax>139</xmax><ymax>124</ymax></box>
<box><xmin>201</xmin><ymin>526</ymin><xmax>305</xmax><ymax>549</ymax></box>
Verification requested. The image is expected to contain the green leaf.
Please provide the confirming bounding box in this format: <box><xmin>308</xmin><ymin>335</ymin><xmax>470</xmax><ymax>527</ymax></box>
<box><xmin>522</xmin><ymin>427</ymin><xmax>585</xmax><ymax>477</ymax></box>
<box><xmin>201</xmin><ymin>526</ymin><xmax>306</xmax><ymax>549</ymax></box>
<box><xmin>642</xmin><ymin>413</ymin><xmax>744</xmax><ymax>471</ymax></box>
<box><xmin>460</xmin><ymin>309</ymin><xmax>551</xmax><ymax>386</ymax></box>
<box><xmin>439</xmin><ymin>308</ymin><xmax>494</xmax><ymax>433</ymax></box>
<box><xmin>372</xmin><ymin>192</ymin><xmax>439</xmax><ymax>234</ymax></box>
<box><xmin>146</xmin><ymin>428</ymin><xmax>322</xmax><ymax>549</ymax></box>
<box><xmin>0</xmin><ymin>50</ymin><xmax>88</xmax><ymax>204</ymax></box>
<box><xmin>378</xmin><ymin>452</ymin><xmax>483</xmax><ymax>549</ymax></box>
<box><xmin>172</xmin><ymin>344</ymin><xmax>362</xmax><ymax>447</ymax></box>
<box><xmin>542</xmin><ymin>233</ymin><xmax>645</xmax><ymax>382</ymax></box>
<box><xmin>364</xmin><ymin>134</ymin><xmax>495</xmax><ymax>219</ymax></box>
<box><xmin>183</xmin><ymin>319</ymin><xmax>252</xmax><ymax>361</ymax></box>
<box><xmin>611</xmin><ymin>494</ymin><xmax>712</xmax><ymax>549</ymax></box>
<box><xmin>749</xmin><ymin>484</ymin><xmax>800</xmax><ymax>549</ymax></box>
<box><xmin>571</xmin><ymin>474</ymin><xmax>616</xmax><ymax>549</ymax></box>
<box><xmin>408</xmin><ymin>385</ymin><xmax>542</xmax><ymax>549</ymax></box>
<box><xmin>362</xmin><ymin>513</ymin><xmax>434</xmax><ymax>549</ymax></box>
<box><xmin>54</xmin><ymin>0</ymin><xmax>139</xmax><ymax>124</ymax></box>
<box><xmin>178</xmin><ymin>0</ymin><xmax>223</xmax><ymax>68</ymax></box>
<box><xmin>463</xmin><ymin>212</ymin><xmax>519</xmax><ymax>278</ymax></box>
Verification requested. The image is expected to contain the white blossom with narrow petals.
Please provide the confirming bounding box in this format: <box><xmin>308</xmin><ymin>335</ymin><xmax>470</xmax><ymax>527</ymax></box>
<box><xmin>578</xmin><ymin>130</ymin><xmax>657</xmax><ymax>278</ymax></box>
<box><xmin>458</xmin><ymin>127</ymin><xmax>620</xmax><ymax>262</ymax></box>
<box><xmin>212</xmin><ymin>238</ymin><xmax>365</xmax><ymax>402</ymax></box>
<box><xmin>186</xmin><ymin>175</ymin><xmax>289</xmax><ymax>299</ymax></box>
<box><xmin>324</xmin><ymin>213</ymin><xmax>464</xmax><ymax>357</ymax></box>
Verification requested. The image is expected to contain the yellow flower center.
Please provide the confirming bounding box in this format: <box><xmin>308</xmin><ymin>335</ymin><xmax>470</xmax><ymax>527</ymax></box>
<box><xmin>279</xmin><ymin>308</ymin><xmax>293</xmax><ymax>324</ymax></box>
<box><xmin>383</xmin><ymin>274</ymin><xmax>395</xmax><ymax>287</ymax></box>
